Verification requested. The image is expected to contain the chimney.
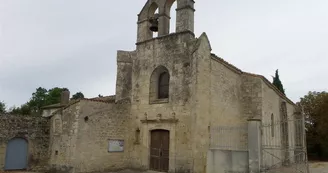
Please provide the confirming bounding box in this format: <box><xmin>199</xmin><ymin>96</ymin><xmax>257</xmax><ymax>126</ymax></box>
<box><xmin>61</xmin><ymin>89</ymin><xmax>70</xmax><ymax>105</ymax></box>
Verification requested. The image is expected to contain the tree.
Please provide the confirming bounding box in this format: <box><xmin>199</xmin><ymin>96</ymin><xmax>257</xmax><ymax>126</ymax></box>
<box><xmin>272</xmin><ymin>69</ymin><xmax>285</xmax><ymax>95</ymax></box>
<box><xmin>298</xmin><ymin>91</ymin><xmax>328</xmax><ymax>160</ymax></box>
<box><xmin>28</xmin><ymin>87</ymin><xmax>48</xmax><ymax>113</ymax></box>
<box><xmin>72</xmin><ymin>92</ymin><xmax>85</xmax><ymax>100</ymax></box>
<box><xmin>8</xmin><ymin>103</ymin><xmax>30</xmax><ymax>115</ymax></box>
<box><xmin>29</xmin><ymin>87</ymin><xmax>68</xmax><ymax>114</ymax></box>
<box><xmin>9</xmin><ymin>87</ymin><xmax>69</xmax><ymax>116</ymax></box>
<box><xmin>0</xmin><ymin>101</ymin><xmax>6</xmax><ymax>113</ymax></box>
<box><xmin>46</xmin><ymin>87</ymin><xmax>68</xmax><ymax>105</ymax></box>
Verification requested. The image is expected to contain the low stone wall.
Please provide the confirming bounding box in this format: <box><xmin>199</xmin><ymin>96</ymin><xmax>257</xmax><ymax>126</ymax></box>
<box><xmin>0</xmin><ymin>115</ymin><xmax>50</xmax><ymax>171</ymax></box>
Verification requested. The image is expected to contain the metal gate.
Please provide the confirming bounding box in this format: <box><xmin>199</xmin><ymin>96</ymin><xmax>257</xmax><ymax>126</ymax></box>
<box><xmin>4</xmin><ymin>138</ymin><xmax>28</xmax><ymax>170</ymax></box>
<box><xmin>260</xmin><ymin>110</ymin><xmax>309</xmax><ymax>173</ymax></box>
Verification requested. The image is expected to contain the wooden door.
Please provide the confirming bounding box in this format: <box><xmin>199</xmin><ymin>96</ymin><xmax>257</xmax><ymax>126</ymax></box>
<box><xmin>150</xmin><ymin>130</ymin><xmax>169</xmax><ymax>172</ymax></box>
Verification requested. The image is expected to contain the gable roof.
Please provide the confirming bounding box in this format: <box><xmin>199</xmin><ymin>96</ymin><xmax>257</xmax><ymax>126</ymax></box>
<box><xmin>41</xmin><ymin>95</ymin><xmax>116</xmax><ymax>110</ymax></box>
<box><xmin>45</xmin><ymin>95</ymin><xmax>116</xmax><ymax>117</ymax></box>
<box><xmin>211</xmin><ymin>53</ymin><xmax>295</xmax><ymax>106</ymax></box>
<box><xmin>41</xmin><ymin>103</ymin><xmax>64</xmax><ymax>109</ymax></box>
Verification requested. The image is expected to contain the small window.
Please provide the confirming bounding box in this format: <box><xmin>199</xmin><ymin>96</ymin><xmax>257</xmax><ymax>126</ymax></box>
<box><xmin>135</xmin><ymin>128</ymin><xmax>140</xmax><ymax>144</ymax></box>
<box><xmin>158</xmin><ymin>72</ymin><xmax>169</xmax><ymax>99</ymax></box>
<box><xmin>271</xmin><ymin>114</ymin><xmax>274</xmax><ymax>137</ymax></box>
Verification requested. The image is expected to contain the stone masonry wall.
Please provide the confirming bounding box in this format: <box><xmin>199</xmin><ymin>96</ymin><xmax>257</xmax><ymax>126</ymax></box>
<box><xmin>189</xmin><ymin>34</ymin><xmax>213</xmax><ymax>173</ymax></box>
<box><xmin>73</xmin><ymin>100</ymin><xmax>130</xmax><ymax>173</ymax></box>
<box><xmin>189</xmin><ymin>34</ymin><xmax>248</xmax><ymax>173</ymax></box>
<box><xmin>48</xmin><ymin>102</ymin><xmax>80</xmax><ymax>173</ymax></box>
<box><xmin>241</xmin><ymin>75</ymin><xmax>263</xmax><ymax>120</ymax></box>
<box><xmin>129</xmin><ymin>32</ymin><xmax>195</xmax><ymax>173</ymax></box>
<box><xmin>0</xmin><ymin>115</ymin><xmax>50</xmax><ymax>171</ymax></box>
<box><xmin>48</xmin><ymin>100</ymin><xmax>130</xmax><ymax>173</ymax></box>
<box><xmin>209</xmin><ymin>57</ymin><xmax>244</xmax><ymax>125</ymax></box>
<box><xmin>261</xmin><ymin>80</ymin><xmax>284</xmax><ymax>167</ymax></box>
<box><xmin>261</xmin><ymin>79</ymin><xmax>297</xmax><ymax>168</ymax></box>
<box><xmin>116</xmin><ymin>50</ymin><xmax>134</xmax><ymax>101</ymax></box>
<box><xmin>207</xmin><ymin>57</ymin><xmax>248</xmax><ymax>152</ymax></box>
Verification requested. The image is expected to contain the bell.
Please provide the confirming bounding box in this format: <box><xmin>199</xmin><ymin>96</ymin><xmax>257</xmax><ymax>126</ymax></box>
<box><xmin>149</xmin><ymin>19</ymin><xmax>159</xmax><ymax>32</ymax></box>
<box><xmin>149</xmin><ymin>14</ymin><xmax>159</xmax><ymax>32</ymax></box>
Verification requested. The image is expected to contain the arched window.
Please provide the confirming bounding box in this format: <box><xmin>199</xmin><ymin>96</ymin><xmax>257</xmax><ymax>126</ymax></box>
<box><xmin>150</xmin><ymin>66</ymin><xmax>170</xmax><ymax>103</ymax></box>
<box><xmin>158</xmin><ymin>72</ymin><xmax>169</xmax><ymax>99</ymax></box>
<box><xmin>271</xmin><ymin>113</ymin><xmax>274</xmax><ymax>137</ymax></box>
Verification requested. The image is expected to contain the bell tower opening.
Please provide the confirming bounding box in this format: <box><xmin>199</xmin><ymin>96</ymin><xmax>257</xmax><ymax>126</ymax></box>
<box><xmin>151</xmin><ymin>7</ymin><xmax>159</xmax><ymax>38</ymax></box>
<box><xmin>137</xmin><ymin>0</ymin><xmax>195</xmax><ymax>43</ymax></box>
<box><xmin>169</xmin><ymin>1</ymin><xmax>177</xmax><ymax>33</ymax></box>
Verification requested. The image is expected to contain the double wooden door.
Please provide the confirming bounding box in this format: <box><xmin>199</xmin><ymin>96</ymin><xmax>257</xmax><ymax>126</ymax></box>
<box><xmin>150</xmin><ymin>130</ymin><xmax>169</xmax><ymax>172</ymax></box>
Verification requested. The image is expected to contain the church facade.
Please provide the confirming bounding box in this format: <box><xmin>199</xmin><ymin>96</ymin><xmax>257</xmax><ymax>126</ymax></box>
<box><xmin>0</xmin><ymin>0</ymin><xmax>307</xmax><ymax>173</ymax></box>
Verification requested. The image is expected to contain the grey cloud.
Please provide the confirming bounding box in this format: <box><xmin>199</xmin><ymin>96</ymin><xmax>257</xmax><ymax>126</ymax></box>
<box><xmin>0</xmin><ymin>0</ymin><xmax>327</xmax><ymax>107</ymax></box>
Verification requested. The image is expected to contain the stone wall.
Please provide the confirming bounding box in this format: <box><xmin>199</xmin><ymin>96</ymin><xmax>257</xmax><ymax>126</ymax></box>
<box><xmin>74</xmin><ymin>100</ymin><xmax>130</xmax><ymax>173</ymax></box>
<box><xmin>129</xmin><ymin>32</ymin><xmax>195</xmax><ymax>173</ymax></box>
<box><xmin>116</xmin><ymin>50</ymin><xmax>134</xmax><ymax>102</ymax></box>
<box><xmin>189</xmin><ymin>34</ymin><xmax>250</xmax><ymax>173</ymax></box>
<box><xmin>210</xmin><ymin>57</ymin><xmax>244</xmax><ymax>125</ymax></box>
<box><xmin>0</xmin><ymin>115</ymin><xmax>50</xmax><ymax>171</ymax></box>
<box><xmin>48</xmin><ymin>100</ymin><xmax>130</xmax><ymax>173</ymax></box>
<box><xmin>261</xmin><ymin>79</ymin><xmax>297</xmax><ymax>168</ymax></box>
<box><xmin>241</xmin><ymin>75</ymin><xmax>263</xmax><ymax>120</ymax></box>
<box><xmin>48</xmin><ymin>102</ymin><xmax>80</xmax><ymax>173</ymax></box>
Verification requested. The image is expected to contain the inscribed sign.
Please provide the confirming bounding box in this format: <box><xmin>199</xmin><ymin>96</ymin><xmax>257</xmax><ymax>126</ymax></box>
<box><xmin>108</xmin><ymin>139</ymin><xmax>124</xmax><ymax>152</ymax></box>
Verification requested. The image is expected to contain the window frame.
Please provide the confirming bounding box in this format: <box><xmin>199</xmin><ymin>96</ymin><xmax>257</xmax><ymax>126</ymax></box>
<box><xmin>149</xmin><ymin>66</ymin><xmax>170</xmax><ymax>104</ymax></box>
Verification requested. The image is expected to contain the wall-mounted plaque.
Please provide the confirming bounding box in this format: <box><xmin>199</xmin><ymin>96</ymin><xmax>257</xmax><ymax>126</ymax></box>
<box><xmin>108</xmin><ymin>139</ymin><xmax>124</xmax><ymax>152</ymax></box>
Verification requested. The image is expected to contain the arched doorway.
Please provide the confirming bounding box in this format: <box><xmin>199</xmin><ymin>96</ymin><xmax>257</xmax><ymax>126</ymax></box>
<box><xmin>4</xmin><ymin>138</ymin><xmax>28</xmax><ymax>170</ymax></box>
<box><xmin>150</xmin><ymin>130</ymin><xmax>169</xmax><ymax>172</ymax></box>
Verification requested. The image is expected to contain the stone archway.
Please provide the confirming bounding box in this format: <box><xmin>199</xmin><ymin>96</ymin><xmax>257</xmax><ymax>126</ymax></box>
<box><xmin>4</xmin><ymin>138</ymin><xmax>28</xmax><ymax>170</ymax></box>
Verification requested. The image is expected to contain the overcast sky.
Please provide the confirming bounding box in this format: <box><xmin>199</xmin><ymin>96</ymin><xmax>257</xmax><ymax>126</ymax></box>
<box><xmin>0</xmin><ymin>0</ymin><xmax>327</xmax><ymax>108</ymax></box>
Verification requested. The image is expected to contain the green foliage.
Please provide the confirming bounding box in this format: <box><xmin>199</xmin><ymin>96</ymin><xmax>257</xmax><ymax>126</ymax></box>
<box><xmin>298</xmin><ymin>91</ymin><xmax>328</xmax><ymax>160</ymax></box>
<box><xmin>9</xmin><ymin>104</ymin><xmax>30</xmax><ymax>115</ymax></box>
<box><xmin>28</xmin><ymin>87</ymin><xmax>48</xmax><ymax>113</ymax></box>
<box><xmin>2</xmin><ymin>87</ymin><xmax>86</xmax><ymax>116</ymax></box>
<box><xmin>0</xmin><ymin>101</ymin><xmax>6</xmax><ymax>113</ymax></box>
<box><xmin>8</xmin><ymin>87</ymin><xmax>72</xmax><ymax>116</ymax></box>
<box><xmin>272</xmin><ymin>69</ymin><xmax>285</xmax><ymax>95</ymax></box>
<box><xmin>72</xmin><ymin>92</ymin><xmax>85</xmax><ymax>100</ymax></box>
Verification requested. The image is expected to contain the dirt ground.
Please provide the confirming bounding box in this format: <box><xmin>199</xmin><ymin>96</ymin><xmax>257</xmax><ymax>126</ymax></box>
<box><xmin>309</xmin><ymin>162</ymin><xmax>328</xmax><ymax>173</ymax></box>
<box><xmin>2</xmin><ymin>164</ymin><xmax>328</xmax><ymax>173</ymax></box>
<box><xmin>99</xmin><ymin>163</ymin><xmax>328</xmax><ymax>173</ymax></box>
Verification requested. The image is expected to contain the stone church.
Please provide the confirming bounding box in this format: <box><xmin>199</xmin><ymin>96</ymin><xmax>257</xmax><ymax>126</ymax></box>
<box><xmin>0</xmin><ymin>0</ymin><xmax>307</xmax><ymax>173</ymax></box>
